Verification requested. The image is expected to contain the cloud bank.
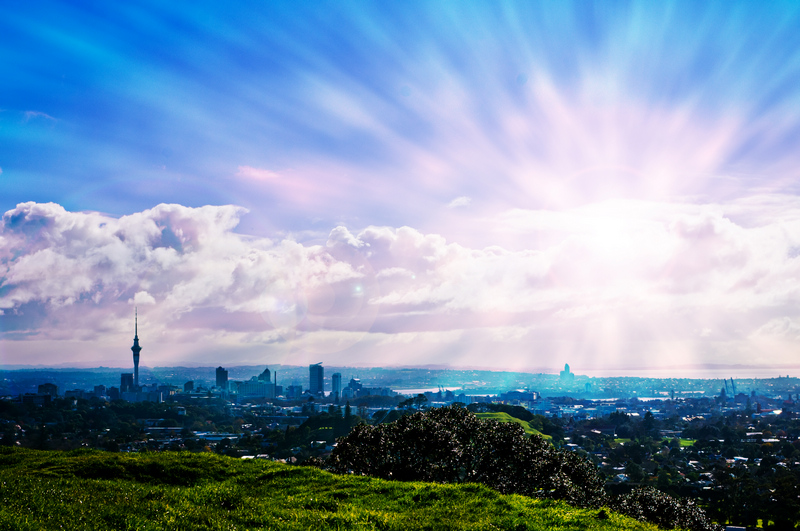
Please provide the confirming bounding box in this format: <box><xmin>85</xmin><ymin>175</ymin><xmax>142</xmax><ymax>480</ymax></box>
<box><xmin>2</xmin><ymin>199</ymin><xmax>800</xmax><ymax>374</ymax></box>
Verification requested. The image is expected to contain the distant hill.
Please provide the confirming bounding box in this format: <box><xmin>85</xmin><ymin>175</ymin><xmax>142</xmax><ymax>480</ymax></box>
<box><xmin>0</xmin><ymin>448</ymin><xmax>658</xmax><ymax>530</ymax></box>
<box><xmin>475</xmin><ymin>411</ymin><xmax>552</xmax><ymax>439</ymax></box>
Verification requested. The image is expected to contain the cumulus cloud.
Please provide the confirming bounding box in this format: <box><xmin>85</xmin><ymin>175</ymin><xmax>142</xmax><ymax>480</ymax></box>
<box><xmin>3</xmin><ymin>198</ymin><xmax>800</xmax><ymax>370</ymax></box>
<box><xmin>131</xmin><ymin>291</ymin><xmax>156</xmax><ymax>305</ymax></box>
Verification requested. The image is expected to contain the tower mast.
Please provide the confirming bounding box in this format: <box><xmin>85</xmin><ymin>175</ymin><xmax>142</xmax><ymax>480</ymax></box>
<box><xmin>131</xmin><ymin>308</ymin><xmax>141</xmax><ymax>389</ymax></box>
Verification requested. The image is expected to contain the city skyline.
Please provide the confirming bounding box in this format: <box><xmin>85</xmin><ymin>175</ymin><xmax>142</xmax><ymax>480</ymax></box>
<box><xmin>3</xmin><ymin>3</ymin><xmax>800</xmax><ymax>376</ymax></box>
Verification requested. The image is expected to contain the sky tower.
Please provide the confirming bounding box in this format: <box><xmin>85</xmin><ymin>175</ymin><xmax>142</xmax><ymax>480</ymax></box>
<box><xmin>131</xmin><ymin>308</ymin><xmax>141</xmax><ymax>389</ymax></box>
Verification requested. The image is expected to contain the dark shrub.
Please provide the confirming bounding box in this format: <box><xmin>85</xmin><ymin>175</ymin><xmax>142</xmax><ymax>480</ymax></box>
<box><xmin>327</xmin><ymin>406</ymin><xmax>720</xmax><ymax>530</ymax></box>
<box><xmin>327</xmin><ymin>405</ymin><xmax>605</xmax><ymax>508</ymax></box>
<box><xmin>610</xmin><ymin>487</ymin><xmax>721</xmax><ymax>531</ymax></box>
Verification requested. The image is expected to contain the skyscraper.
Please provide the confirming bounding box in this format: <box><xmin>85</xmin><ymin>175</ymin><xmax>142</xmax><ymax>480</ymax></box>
<box><xmin>131</xmin><ymin>308</ymin><xmax>141</xmax><ymax>389</ymax></box>
<box><xmin>331</xmin><ymin>372</ymin><xmax>342</xmax><ymax>402</ymax></box>
<box><xmin>309</xmin><ymin>363</ymin><xmax>324</xmax><ymax>397</ymax></box>
<box><xmin>216</xmin><ymin>366</ymin><xmax>228</xmax><ymax>391</ymax></box>
<box><xmin>121</xmin><ymin>373</ymin><xmax>134</xmax><ymax>393</ymax></box>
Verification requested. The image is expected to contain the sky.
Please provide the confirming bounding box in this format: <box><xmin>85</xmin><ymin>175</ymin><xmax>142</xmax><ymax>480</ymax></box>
<box><xmin>2</xmin><ymin>2</ymin><xmax>800</xmax><ymax>376</ymax></box>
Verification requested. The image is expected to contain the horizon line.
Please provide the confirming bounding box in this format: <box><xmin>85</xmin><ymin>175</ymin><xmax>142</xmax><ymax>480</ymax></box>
<box><xmin>1</xmin><ymin>363</ymin><xmax>799</xmax><ymax>380</ymax></box>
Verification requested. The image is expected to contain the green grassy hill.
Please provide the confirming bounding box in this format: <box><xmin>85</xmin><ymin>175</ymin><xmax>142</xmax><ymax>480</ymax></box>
<box><xmin>0</xmin><ymin>447</ymin><xmax>659</xmax><ymax>530</ymax></box>
<box><xmin>475</xmin><ymin>411</ymin><xmax>552</xmax><ymax>439</ymax></box>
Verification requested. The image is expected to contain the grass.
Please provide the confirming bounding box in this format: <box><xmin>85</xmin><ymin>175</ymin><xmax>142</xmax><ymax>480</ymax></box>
<box><xmin>475</xmin><ymin>412</ymin><xmax>552</xmax><ymax>440</ymax></box>
<box><xmin>678</xmin><ymin>439</ymin><xmax>695</xmax><ymax>447</ymax></box>
<box><xmin>0</xmin><ymin>447</ymin><xmax>662</xmax><ymax>530</ymax></box>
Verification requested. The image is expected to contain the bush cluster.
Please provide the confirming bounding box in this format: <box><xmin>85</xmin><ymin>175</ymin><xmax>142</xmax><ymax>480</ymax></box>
<box><xmin>610</xmin><ymin>487</ymin><xmax>718</xmax><ymax>530</ymax></box>
<box><xmin>326</xmin><ymin>406</ymin><xmax>720</xmax><ymax>531</ymax></box>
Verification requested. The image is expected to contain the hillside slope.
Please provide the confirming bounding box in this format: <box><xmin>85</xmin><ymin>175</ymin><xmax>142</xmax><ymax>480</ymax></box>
<box><xmin>0</xmin><ymin>448</ymin><xmax>660</xmax><ymax>530</ymax></box>
<box><xmin>475</xmin><ymin>411</ymin><xmax>552</xmax><ymax>439</ymax></box>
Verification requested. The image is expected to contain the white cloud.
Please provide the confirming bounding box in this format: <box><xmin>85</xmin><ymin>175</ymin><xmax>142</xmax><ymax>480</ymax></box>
<box><xmin>131</xmin><ymin>291</ymin><xmax>156</xmax><ymax>305</ymax></box>
<box><xmin>752</xmin><ymin>317</ymin><xmax>800</xmax><ymax>341</ymax></box>
<box><xmin>447</xmin><ymin>196</ymin><xmax>471</xmax><ymax>208</ymax></box>
<box><xmin>3</xmin><ymin>198</ymin><xmax>800</xmax><ymax>370</ymax></box>
<box><xmin>23</xmin><ymin>110</ymin><xmax>56</xmax><ymax>122</ymax></box>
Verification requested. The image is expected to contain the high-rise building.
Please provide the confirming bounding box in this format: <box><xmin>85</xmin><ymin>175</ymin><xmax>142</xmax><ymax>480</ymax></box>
<box><xmin>216</xmin><ymin>366</ymin><xmax>229</xmax><ymax>391</ymax></box>
<box><xmin>121</xmin><ymin>373</ymin><xmax>134</xmax><ymax>393</ymax></box>
<box><xmin>131</xmin><ymin>308</ymin><xmax>142</xmax><ymax>389</ymax></box>
<box><xmin>309</xmin><ymin>363</ymin><xmax>324</xmax><ymax>397</ymax></box>
<box><xmin>331</xmin><ymin>373</ymin><xmax>342</xmax><ymax>402</ymax></box>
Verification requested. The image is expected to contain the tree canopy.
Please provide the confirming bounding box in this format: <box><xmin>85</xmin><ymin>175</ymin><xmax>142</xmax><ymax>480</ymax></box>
<box><xmin>325</xmin><ymin>405</ymin><xmax>719</xmax><ymax>531</ymax></box>
<box><xmin>328</xmin><ymin>405</ymin><xmax>605</xmax><ymax>508</ymax></box>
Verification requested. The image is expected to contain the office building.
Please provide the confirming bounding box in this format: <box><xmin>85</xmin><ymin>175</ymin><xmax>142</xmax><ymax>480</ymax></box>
<box><xmin>331</xmin><ymin>372</ymin><xmax>342</xmax><ymax>402</ymax></box>
<box><xmin>216</xmin><ymin>366</ymin><xmax>229</xmax><ymax>391</ymax></box>
<box><xmin>121</xmin><ymin>373</ymin><xmax>134</xmax><ymax>393</ymax></box>
<box><xmin>309</xmin><ymin>363</ymin><xmax>324</xmax><ymax>397</ymax></box>
<box><xmin>560</xmin><ymin>363</ymin><xmax>575</xmax><ymax>382</ymax></box>
<box><xmin>236</xmin><ymin>378</ymin><xmax>275</xmax><ymax>398</ymax></box>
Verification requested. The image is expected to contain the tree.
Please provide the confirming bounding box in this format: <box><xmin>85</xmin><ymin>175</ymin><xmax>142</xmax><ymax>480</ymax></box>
<box><xmin>625</xmin><ymin>462</ymin><xmax>645</xmax><ymax>483</ymax></box>
<box><xmin>325</xmin><ymin>406</ymin><xmax>718</xmax><ymax>531</ymax></box>
<box><xmin>610</xmin><ymin>488</ymin><xmax>719</xmax><ymax>531</ymax></box>
<box><xmin>413</xmin><ymin>393</ymin><xmax>428</xmax><ymax>409</ymax></box>
<box><xmin>642</xmin><ymin>411</ymin><xmax>658</xmax><ymax>438</ymax></box>
<box><xmin>327</xmin><ymin>405</ymin><xmax>605</xmax><ymax>507</ymax></box>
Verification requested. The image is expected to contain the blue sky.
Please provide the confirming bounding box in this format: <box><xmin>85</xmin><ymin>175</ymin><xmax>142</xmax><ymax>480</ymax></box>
<box><xmin>3</xmin><ymin>2</ymin><xmax>800</xmax><ymax>375</ymax></box>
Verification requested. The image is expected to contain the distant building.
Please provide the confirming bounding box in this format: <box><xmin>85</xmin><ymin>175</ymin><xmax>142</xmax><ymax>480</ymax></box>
<box><xmin>37</xmin><ymin>383</ymin><xmax>58</xmax><ymax>397</ymax></box>
<box><xmin>332</xmin><ymin>373</ymin><xmax>342</xmax><ymax>402</ymax></box>
<box><xmin>21</xmin><ymin>393</ymin><xmax>51</xmax><ymax>406</ymax></box>
<box><xmin>157</xmin><ymin>385</ymin><xmax>177</xmax><ymax>397</ymax></box>
<box><xmin>500</xmin><ymin>389</ymin><xmax>538</xmax><ymax>402</ymax></box>
<box><xmin>342</xmin><ymin>378</ymin><xmax>377</xmax><ymax>400</ymax></box>
<box><xmin>560</xmin><ymin>364</ymin><xmax>575</xmax><ymax>382</ymax></box>
<box><xmin>216</xmin><ymin>367</ymin><xmax>229</xmax><ymax>391</ymax></box>
<box><xmin>236</xmin><ymin>378</ymin><xmax>275</xmax><ymax>398</ymax></box>
<box><xmin>121</xmin><ymin>373</ymin><xmax>134</xmax><ymax>393</ymax></box>
<box><xmin>184</xmin><ymin>381</ymin><xmax>194</xmax><ymax>392</ymax></box>
<box><xmin>286</xmin><ymin>385</ymin><xmax>303</xmax><ymax>399</ymax></box>
<box><xmin>258</xmin><ymin>366</ymin><xmax>271</xmax><ymax>382</ymax></box>
<box><xmin>309</xmin><ymin>363</ymin><xmax>324</xmax><ymax>397</ymax></box>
